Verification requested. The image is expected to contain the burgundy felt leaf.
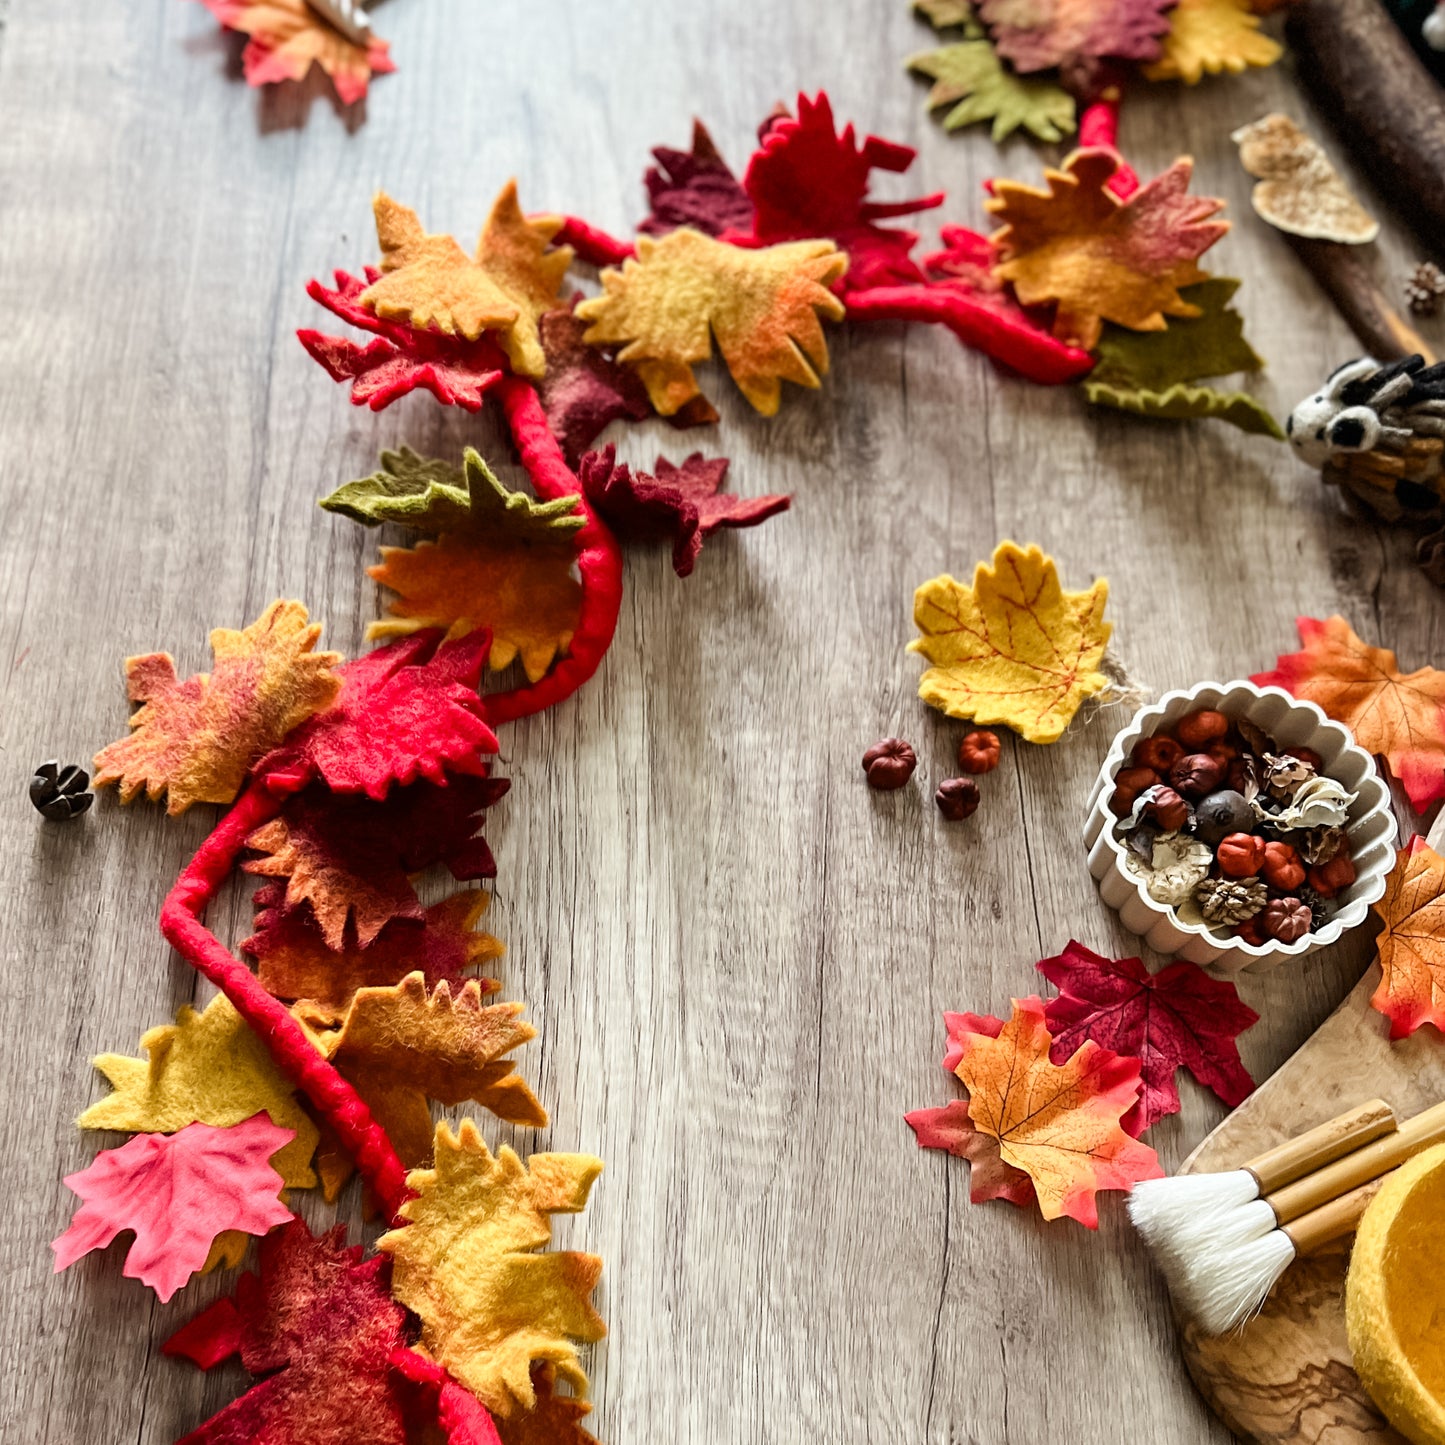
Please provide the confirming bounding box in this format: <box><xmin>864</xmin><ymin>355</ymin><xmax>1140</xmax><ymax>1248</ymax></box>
<box><xmin>164</xmin><ymin>1218</ymin><xmax>410</xmax><ymax>1445</ymax></box>
<box><xmin>299</xmin><ymin>269</ymin><xmax>505</xmax><ymax>412</ymax></box>
<box><xmin>392</xmin><ymin>1348</ymin><xmax>504</xmax><ymax>1445</ymax></box>
<box><xmin>537</xmin><ymin>302</ymin><xmax>653</xmax><ymax>464</ymax></box>
<box><xmin>979</xmin><ymin>0</ymin><xmax>1174</xmax><ymax>75</ymax></box>
<box><xmin>577</xmin><ymin>445</ymin><xmax>790</xmax><ymax>577</ymax></box>
<box><xmin>1038</xmin><ymin>941</ymin><xmax>1259</xmax><ymax>1134</ymax></box>
<box><xmin>738</xmin><ymin>92</ymin><xmax>944</xmax><ymax>292</ymax></box>
<box><xmin>257</xmin><ymin>631</ymin><xmax>497</xmax><ymax>801</ymax></box>
<box><xmin>52</xmin><ymin>1115</ymin><xmax>293</xmax><ymax>1302</ymax></box>
<box><xmin>640</xmin><ymin>120</ymin><xmax>755</xmax><ymax>238</ymax></box>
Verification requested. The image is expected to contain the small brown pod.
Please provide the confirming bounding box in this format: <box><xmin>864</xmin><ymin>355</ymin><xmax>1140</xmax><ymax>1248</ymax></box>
<box><xmin>862</xmin><ymin>738</ymin><xmax>916</xmax><ymax>790</ymax></box>
<box><xmin>1168</xmin><ymin>752</ymin><xmax>1226</xmax><ymax>799</ymax></box>
<box><xmin>1175</xmin><ymin>709</ymin><xmax>1230</xmax><ymax>749</ymax></box>
<box><xmin>958</xmin><ymin>730</ymin><xmax>1002</xmax><ymax>775</ymax></box>
<box><xmin>935</xmin><ymin>777</ymin><xmax>981</xmax><ymax>821</ymax></box>
<box><xmin>1133</xmin><ymin>735</ymin><xmax>1185</xmax><ymax>772</ymax></box>
<box><xmin>1263</xmin><ymin>896</ymin><xmax>1313</xmax><ymax>943</ymax></box>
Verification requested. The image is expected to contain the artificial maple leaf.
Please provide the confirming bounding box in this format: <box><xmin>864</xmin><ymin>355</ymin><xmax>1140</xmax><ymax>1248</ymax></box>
<box><xmin>909</xmin><ymin>540</ymin><xmax>1111</xmax><ymax>744</ymax></box>
<box><xmin>1144</xmin><ymin>0</ymin><xmax>1283</xmax><ymax>82</ymax></box>
<box><xmin>52</xmin><ymin>1115</ymin><xmax>293</xmax><ymax>1302</ymax></box>
<box><xmin>78</xmin><ymin>993</ymin><xmax>319</xmax><ymax>1189</ymax></box>
<box><xmin>978</xmin><ymin>0</ymin><xmax>1174</xmax><ymax>73</ymax></box>
<box><xmin>165</xmin><ymin>1218</ymin><xmax>410</xmax><ymax>1445</ymax></box>
<box><xmin>378</xmin><ymin>1119</ymin><xmax>606</xmax><ymax>1418</ymax></box>
<box><xmin>246</xmin><ymin>883</ymin><xmax>503</xmax><ymax>1020</ymax></box>
<box><xmin>1038</xmin><ymin>941</ymin><xmax>1258</xmax><ymax>1133</ymax></box>
<box><xmin>640</xmin><ymin>120</ymin><xmax>755</xmax><ymax>238</ymax></box>
<box><xmin>578</xmin><ymin>445</ymin><xmax>790</xmax><ymax>578</ymax></box>
<box><xmin>359</xmin><ymin>185</ymin><xmax>572</xmax><ymax>378</ymax></box>
<box><xmin>954</xmin><ymin>997</ymin><xmax>1162</xmax><ymax>1226</ymax></box>
<box><xmin>576</xmin><ymin>228</ymin><xmax>847</xmax><ymax>416</ymax></box>
<box><xmin>1369</xmin><ymin>838</ymin><xmax>1445</xmax><ymax>1039</ymax></box>
<box><xmin>908</xmin><ymin>41</ymin><xmax>1076</xmax><ymax>143</ymax></box>
<box><xmin>495</xmin><ymin>1363</ymin><xmax>599</xmax><ymax>1445</ymax></box>
<box><xmin>195</xmin><ymin>0</ymin><xmax>395</xmax><ymax>106</ymax></box>
<box><xmin>1253</xmin><ymin>616</ymin><xmax>1445</xmax><ymax>811</ymax></box>
<box><xmin>988</xmin><ymin>149</ymin><xmax>1229</xmax><ymax>350</ymax></box>
<box><xmin>93</xmin><ymin>599</ymin><xmax>341</xmax><ymax>815</ymax></box>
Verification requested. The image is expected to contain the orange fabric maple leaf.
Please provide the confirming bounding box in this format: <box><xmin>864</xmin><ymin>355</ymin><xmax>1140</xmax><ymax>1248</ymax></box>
<box><xmin>987</xmin><ymin>149</ymin><xmax>1228</xmax><ymax>350</ymax></box>
<box><xmin>359</xmin><ymin>183</ymin><xmax>573</xmax><ymax>378</ymax></box>
<box><xmin>93</xmin><ymin>599</ymin><xmax>341</xmax><ymax>815</ymax></box>
<box><xmin>1370</xmin><ymin>838</ymin><xmax>1445</xmax><ymax>1039</ymax></box>
<box><xmin>953</xmin><ymin>996</ymin><xmax>1162</xmax><ymax>1226</ymax></box>
<box><xmin>1253</xmin><ymin>616</ymin><xmax>1445</xmax><ymax>811</ymax></box>
<box><xmin>496</xmin><ymin>1363</ymin><xmax>599</xmax><ymax>1445</ymax></box>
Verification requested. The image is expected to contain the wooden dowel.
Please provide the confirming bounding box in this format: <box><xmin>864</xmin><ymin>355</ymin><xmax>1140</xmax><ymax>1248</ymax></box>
<box><xmin>1243</xmin><ymin>1098</ymin><xmax>1397</xmax><ymax>1195</ymax></box>
<box><xmin>1282</xmin><ymin>1176</ymin><xmax>1388</xmax><ymax>1258</ymax></box>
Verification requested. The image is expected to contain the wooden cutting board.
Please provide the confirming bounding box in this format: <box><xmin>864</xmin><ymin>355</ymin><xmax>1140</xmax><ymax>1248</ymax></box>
<box><xmin>1178</xmin><ymin>965</ymin><xmax>1445</xmax><ymax>1443</ymax></box>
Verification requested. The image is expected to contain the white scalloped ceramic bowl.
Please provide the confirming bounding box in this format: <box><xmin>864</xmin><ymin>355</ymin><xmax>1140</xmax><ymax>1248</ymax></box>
<box><xmin>1084</xmin><ymin>681</ymin><xmax>1397</xmax><ymax>976</ymax></box>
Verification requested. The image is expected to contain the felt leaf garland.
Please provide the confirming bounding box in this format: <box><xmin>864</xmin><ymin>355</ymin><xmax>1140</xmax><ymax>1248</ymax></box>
<box><xmin>978</xmin><ymin>0</ymin><xmax>1174</xmax><ymax>73</ymax></box>
<box><xmin>164</xmin><ymin>1219</ymin><xmax>410</xmax><ymax>1445</ymax></box>
<box><xmin>1369</xmin><ymin>839</ymin><xmax>1445</xmax><ymax>1039</ymax></box>
<box><xmin>93</xmin><ymin>599</ymin><xmax>341</xmax><ymax>815</ymax></box>
<box><xmin>953</xmin><ymin>998</ymin><xmax>1163</xmax><ymax>1226</ymax></box>
<box><xmin>78</xmin><ymin>993</ymin><xmax>320</xmax><ymax>1190</ymax></box>
<box><xmin>909</xmin><ymin>540</ymin><xmax>1111</xmax><ymax>743</ymax></box>
<box><xmin>908</xmin><ymin>41</ymin><xmax>1076</xmax><ymax>143</ymax></box>
<box><xmin>1038</xmin><ymin>941</ymin><xmax>1258</xmax><ymax>1133</ymax></box>
<box><xmin>195</xmin><ymin>0</ymin><xmax>395</xmax><ymax>105</ymax></box>
<box><xmin>987</xmin><ymin>150</ymin><xmax>1229</xmax><ymax>350</ymax></box>
<box><xmin>915</xmin><ymin>0</ymin><xmax>983</xmax><ymax>32</ymax></box>
<box><xmin>1083</xmin><ymin>380</ymin><xmax>1283</xmax><ymax>436</ymax></box>
<box><xmin>537</xmin><ymin>303</ymin><xmax>654</xmax><ymax>464</ymax></box>
<box><xmin>1253</xmin><ymin>616</ymin><xmax>1445</xmax><ymax>811</ymax></box>
<box><xmin>495</xmin><ymin>1363</ymin><xmax>600</xmax><ymax>1445</ymax></box>
<box><xmin>576</xmin><ymin>228</ymin><xmax>847</xmax><ymax>417</ymax></box>
<box><xmin>378</xmin><ymin>1119</ymin><xmax>606</xmax><ymax>1418</ymax></box>
<box><xmin>640</xmin><ymin>121</ymin><xmax>754</xmax><ymax>238</ymax></box>
<box><xmin>1144</xmin><ymin>0</ymin><xmax>1283</xmax><ymax>83</ymax></box>
<box><xmin>52</xmin><ymin>1115</ymin><xmax>293</xmax><ymax>1302</ymax></box>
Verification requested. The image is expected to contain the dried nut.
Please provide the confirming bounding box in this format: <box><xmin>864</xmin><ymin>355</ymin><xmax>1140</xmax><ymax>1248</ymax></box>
<box><xmin>1196</xmin><ymin>876</ymin><xmax>1269</xmax><ymax>925</ymax></box>
<box><xmin>1175</xmin><ymin>709</ymin><xmax>1230</xmax><ymax>749</ymax></box>
<box><xmin>1228</xmin><ymin>757</ymin><xmax>1257</xmax><ymax>796</ymax></box>
<box><xmin>1264</xmin><ymin>775</ymin><xmax>1356</xmax><ymax>830</ymax></box>
<box><xmin>1110</xmin><ymin>765</ymin><xmax>1160</xmax><ymax>814</ymax></box>
<box><xmin>1133</xmin><ymin>735</ymin><xmax>1185</xmax><ymax>772</ymax></box>
<box><xmin>958</xmin><ymin>730</ymin><xmax>1002</xmax><ymax>775</ymax></box>
<box><xmin>1207</xmin><ymin>740</ymin><xmax>1240</xmax><ymax>765</ymax></box>
<box><xmin>1261</xmin><ymin>840</ymin><xmax>1306</xmax><ymax>891</ymax></box>
<box><xmin>1193</xmin><ymin>789</ymin><xmax>1254</xmax><ymax>845</ymax></box>
<box><xmin>1217</xmin><ymin>832</ymin><xmax>1267</xmax><ymax>878</ymax></box>
<box><xmin>935</xmin><ymin>777</ymin><xmax>981</xmax><ymax>820</ymax></box>
<box><xmin>862</xmin><ymin>737</ymin><xmax>916</xmax><ymax>790</ymax></box>
<box><xmin>1168</xmin><ymin>752</ymin><xmax>1226</xmax><ymax>799</ymax></box>
<box><xmin>1308</xmin><ymin>851</ymin><xmax>1357</xmax><ymax>899</ymax></box>
<box><xmin>1141</xmin><ymin>786</ymin><xmax>1189</xmax><ymax>832</ymax></box>
<box><xmin>1262</xmin><ymin>896</ymin><xmax>1313</xmax><ymax>944</ymax></box>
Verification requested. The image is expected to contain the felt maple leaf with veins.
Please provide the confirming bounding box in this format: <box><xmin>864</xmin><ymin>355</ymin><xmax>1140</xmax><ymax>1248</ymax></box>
<box><xmin>987</xmin><ymin>148</ymin><xmax>1229</xmax><ymax>350</ymax></box>
<box><xmin>1369</xmin><ymin>839</ymin><xmax>1445</xmax><ymax>1039</ymax></box>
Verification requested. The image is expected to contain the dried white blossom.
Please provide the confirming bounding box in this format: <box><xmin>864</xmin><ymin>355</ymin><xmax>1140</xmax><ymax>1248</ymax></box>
<box><xmin>1257</xmin><ymin>774</ymin><xmax>1356</xmax><ymax>831</ymax></box>
<box><xmin>1124</xmin><ymin>832</ymin><xmax>1214</xmax><ymax>906</ymax></box>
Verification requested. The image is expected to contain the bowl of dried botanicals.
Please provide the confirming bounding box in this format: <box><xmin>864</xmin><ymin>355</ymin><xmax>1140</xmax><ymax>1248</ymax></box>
<box><xmin>1083</xmin><ymin>681</ymin><xmax>1397</xmax><ymax>974</ymax></box>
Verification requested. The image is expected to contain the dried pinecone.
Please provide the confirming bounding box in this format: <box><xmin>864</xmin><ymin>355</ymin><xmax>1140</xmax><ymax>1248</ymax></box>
<box><xmin>1296</xmin><ymin>885</ymin><xmax>1333</xmax><ymax>932</ymax></box>
<box><xmin>1297</xmin><ymin>824</ymin><xmax>1347</xmax><ymax>866</ymax></box>
<box><xmin>1262</xmin><ymin>752</ymin><xmax>1316</xmax><ymax>800</ymax></box>
<box><xmin>1406</xmin><ymin>261</ymin><xmax>1445</xmax><ymax>318</ymax></box>
<box><xmin>1196</xmin><ymin>875</ymin><xmax>1269</xmax><ymax>925</ymax></box>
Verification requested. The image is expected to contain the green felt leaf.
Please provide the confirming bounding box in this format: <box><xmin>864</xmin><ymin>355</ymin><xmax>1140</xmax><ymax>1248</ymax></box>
<box><xmin>1083</xmin><ymin>380</ymin><xmax>1285</xmax><ymax>438</ymax></box>
<box><xmin>912</xmin><ymin>0</ymin><xmax>984</xmax><ymax>35</ymax></box>
<box><xmin>321</xmin><ymin>446</ymin><xmax>584</xmax><ymax>540</ymax></box>
<box><xmin>907</xmin><ymin>42</ymin><xmax>1076</xmax><ymax>143</ymax></box>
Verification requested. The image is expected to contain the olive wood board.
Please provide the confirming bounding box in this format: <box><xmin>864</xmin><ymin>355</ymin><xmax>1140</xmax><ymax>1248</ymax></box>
<box><xmin>1178</xmin><ymin>964</ymin><xmax>1445</xmax><ymax>1444</ymax></box>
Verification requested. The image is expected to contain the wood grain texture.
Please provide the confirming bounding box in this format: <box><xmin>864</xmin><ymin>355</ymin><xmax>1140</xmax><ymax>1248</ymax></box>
<box><xmin>0</xmin><ymin>2</ymin><xmax>1442</xmax><ymax>1442</ymax></box>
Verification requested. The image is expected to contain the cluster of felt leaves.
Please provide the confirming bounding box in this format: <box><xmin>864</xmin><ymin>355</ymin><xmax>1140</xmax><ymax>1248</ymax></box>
<box><xmin>906</xmin><ymin>942</ymin><xmax>1259</xmax><ymax>1225</ymax></box>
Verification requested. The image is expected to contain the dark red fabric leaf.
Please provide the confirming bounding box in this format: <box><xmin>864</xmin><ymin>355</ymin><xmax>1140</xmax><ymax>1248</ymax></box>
<box><xmin>578</xmin><ymin>445</ymin><xmax>789</xmax><ymax>578</ymax></box>
<box><xmin>392</xmin><ymin>1348</ymin><xmax>504</xmax><ymax>1445</ymax></box>
<box><xmin>536</xmin><ymin>303</ymin><xmax>653</xmax><ymax>464</ymax></box>
<box><xmin>640</xmin><ymin>120</ymin><xmax>754</xmax><ymax>238</ymax></box>
<box><xmin>1038</xmin><ymin>941</ymin><xmax>1259</xmax><ymax>1135</ymax></box>
<box><xmin>164</xmin><ymin>1219</ymin><xmax>409</xmax><ymax>1445</ymax></box>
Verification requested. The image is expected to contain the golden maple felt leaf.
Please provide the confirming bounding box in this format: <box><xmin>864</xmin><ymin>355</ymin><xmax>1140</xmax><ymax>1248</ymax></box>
<box><xmin>908</xmin><ymin>540</ymin><xmax>1111</xmax><ymax>743</ymax></box>
<box><xmin>93</xmin><ymin>599</ymin><xmax>341</xmax><ymax>815</ymax></box>
<box><xmin>576</xmin><ymin>228</ymin><xmax>847</xmax><ymax>417</ymax></box>
<box><xmin>378</xmin><ymin>1119</ymin><xmax>605</xmax><ymax>1417</ymax></box>
<box><xmin>987</xmin><ymin>150</ymin><xmax>1228</xmax><ymax>349</ymax></box>
<box><xmin>1144</xmin><ymin>0</ymin><xmax>1282</xmax><ymax>83</ymax></box>
<box><xmin>359</xmin><ymin>182</ymin><xmax>572</xmax><ymax>378</ymax></box>
<box><xmin>77</xmin><ymin>994</ymin><xmax>319</xmax><ymax>1190</ymax></box>
<box><xmin>1370</xmin><ymin>840</ymin><xmax>1445</xmax><ymax>1040</ymax></box>
<box><xmin>954</xmin><ymin>998</ymin><xmax>1162</xmax><ymax>1226</ymax></box>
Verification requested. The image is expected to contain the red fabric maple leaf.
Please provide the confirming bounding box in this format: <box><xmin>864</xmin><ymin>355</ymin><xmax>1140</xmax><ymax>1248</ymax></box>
<box><xmin>393</xmin><ymin>1348</ymin><xmax>504</xmax><ymax>1445</ymax></box>
<box><xmin>736</xmin><ymin>92</ymin><xmax>944</xmax><ymax>292</ymax></box>
<box><xmin>640</xmin><ymin>121</ymin><xmax>755</xmax><ymax>238</ymax></box>
<box><xmin>165</xmin><ymin>1218</ymin><xmax>410</xmax><ymax>1445</ymax></box>
<box><xmin>299</xmin><ymin>270</ymin><xmax>506</xmax><ymax>412</ymax></box>
<box><xmin>1038</xmin><ymin>941</ymin><xmax>1258</xmax><ymax>1135</ymax></box>
<box><xmin>257</xmin><ymin>631</ymin><xmax>497</xmax><ymax>800</ymax></box>
<box><xmin>577</xmin><ymin>445</ymin><xmax>790</xmax><ymax>577</ymax></box>
<box><xmin>52</xmin><ymin>1115</ymin><xmax>293</xmax><ymax>1302</ymax></box>
<box><xmin>537</xmin><ymin>301</ymin><xmax>653</xmax><ymax>464</ymax></box>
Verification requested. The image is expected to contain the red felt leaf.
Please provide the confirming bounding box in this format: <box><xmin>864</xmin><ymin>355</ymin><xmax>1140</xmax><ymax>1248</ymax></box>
<box><xmin>1037</xmin><ymin>941</ymin><xmax>1259</xmax><ymax>1134</ymax></box>
<box><xmin>393</xmin><ymin>1348</ymin><xmax>504</xmax><ymax>1445</ymax></box>
<box><xmin>165</xmin><ymin>1218</ymin><xmax>410</xmax><ymax>1445</ymax></box>
<box><xmin>257</xmin><ymin>631</ymin><xmax>497</xmax><ymax>801</ymax></box>
<box><xmin>52</xmin><ymin>1115</ymin><xmax>293</xmax><ymax>1302</ymax></box>
<box><xmin>537</xmin><ymin>301</ymin><xmax>652</xmax><ymax>464</ymax></box>
<box><xmin>737</xmin><ymin>92</ymin><xmax>944</xmax><ymax>292</ymax></box>
<box><xmin>577</xmin><ymin>445</ymin><xmax>789</xmax><ymax>577</ymax></box>
<box><xmin>640</xmin><ymin>120</ymin><xmax>755</xmax><ymax>238</ymax></box>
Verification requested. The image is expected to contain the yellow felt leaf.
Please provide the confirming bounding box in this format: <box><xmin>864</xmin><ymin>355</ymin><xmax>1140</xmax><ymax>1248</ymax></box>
<box><xmin>1144</xmin><ymin>0</ymin><xmax>1282</xmax><ymax>82</ymax></box>
<box><xmin>77</xmin><ymin>994</ymin><xmax>319</xmax><ymax>1190</ymax></box>
<box><xmin>378</xmin><ymin>1119</ymin><xmax>605</xmax><ymax>1418</ymax></box>
<box><xmin>93</xmin><ymin>600</ymin><xmax>341</xmax><ymax>815</ymax></box>
<box><xmin>908</xmin><ymin>540</ymin><xmax>1111</xmax><ymax>743</ymax></box>
<box><xmin>576</xmin><ymin>228</ymin><xmax>847</xmax><ymax>416</ymax></box>
<box><xmin>360</xmin><ymin>182</ymin><xmax>573</xmax><ymax>378</ymax></box>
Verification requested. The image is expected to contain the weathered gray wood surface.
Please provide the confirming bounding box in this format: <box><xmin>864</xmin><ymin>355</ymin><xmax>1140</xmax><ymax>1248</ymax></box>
<box><xmin>0</xmin><ymin>1</ymin><xmax>1441</xmax><ymax>1441</ymax></box>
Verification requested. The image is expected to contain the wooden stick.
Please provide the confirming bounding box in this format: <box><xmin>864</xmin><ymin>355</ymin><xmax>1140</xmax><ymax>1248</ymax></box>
<box><xmin>1241</xmin><ymin>1098</ymin><xmax>1397</xmax><ymax>1196</ymax></box>
<box><xmin>1283</xmin><ymin>1175</ymin><xmax>1389</xmax><ymax>1258</ymax></box>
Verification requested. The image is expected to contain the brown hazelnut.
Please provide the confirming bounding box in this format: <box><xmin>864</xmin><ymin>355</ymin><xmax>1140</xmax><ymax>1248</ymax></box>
<box><xmin>1141</xmin><ymin>786</ymin><xmax>1189</xmax><ymax>832</ymax></box>
<box><xmin>1133</xmin><ymin>735</ymin><xmax>1184</xmax><ymax>772</ymax></box>
<box><xmin>1262</xmin><ymin>896</ymin><xmax>1312</xmax><ymax>944</ymax></box>
<box><xmin>1174</xmin><ymin>709</ymin><xmax>1230</xmax><ymax>749</ymax></box>
<box><xmin>862</xmin><ymin>737</ymin><xmax>916</xmax><ymax>790</ymax></box>
<box><xmin>935</xmin><ymin>777</ymin><xmax>981</xmax><ymax>821</ymax></box>
<box><xmin>1168</xmin><ymin>752</ymin><xmax>1226</xmax><ymax>799</ymax></box>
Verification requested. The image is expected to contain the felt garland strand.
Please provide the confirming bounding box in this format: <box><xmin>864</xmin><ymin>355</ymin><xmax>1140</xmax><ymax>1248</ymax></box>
<box><xmin>548</xmin><ymin>215</ymin><xmax>637</xmax><ymax>267</ymax></box>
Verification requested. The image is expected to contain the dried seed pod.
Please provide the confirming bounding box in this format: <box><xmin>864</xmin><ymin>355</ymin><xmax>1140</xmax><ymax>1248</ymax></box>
<box><xmin>1168</xmin><ymin>752</ymin><xmax>1226</xmax><ymax>799</ymax></box>
<box><xmin>1174</xmin><ymin>709</ymin><xmax>1230</xmax><ymax>749</ymax></box>
<box><xmin>1262</xmin><ymin>896</ymin><xmax>1313</xmax><ymax>944</ymax></box>
<box><xmin>1140</xmin><ymin>786</ymin><xmax>1189</xmax><ymax>832</ymax></box>
<box><xmin>1261</xmin><ymin>840</ymin><xmax>1307</xmax><ymax>891</ymax></box>
<box><xmin>1133</xmin><ymin>735</ymin><xmax>1185</xmax><ymax>772</ymax></box>
<box><xmin>1297</xmin><ymin>824</ymin><xmax>1347</xmax><ymax>865</ymax></box>
<box><xmin>935</xmin><ymin>777</ymin><xmax>981</xmax><ymax>821</ymax></box>
<box><xmin>862</xmin><ymin>738</ymin><xmax>916</xmax><ymax>790</ymax></box>
<box><xmin>957</xmin><ymin>730</ymin><xmax>1002</xmax><ymax>775</ymax></box>
<box><xmin>1406</xmin><ymin>261</ymin><xmax>1445</xmax><ymax>318</ymax></box>
<box><xmin>1193</xmin><ymin>789</ymin><xmax>1254</xmax><ymax>845</ymax></box>
<box><xmin>29</xmin><ymin>760</ymin><xmax>93</xmax><ymax>821</ymax></box>
<box><xmin>1217</xmin><ymin>832</ymin><xmax>1267</xmax><ymax>878</ymax></box>
<box><xmin>1196</xmin><ymin>876</ymin><xmax>1269</xmax><ymax>925</ymax></box>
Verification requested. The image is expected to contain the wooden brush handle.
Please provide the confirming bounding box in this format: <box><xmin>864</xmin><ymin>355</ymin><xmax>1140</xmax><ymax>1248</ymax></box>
<box><xmin>1244</xmin><ymin>1098</ymin><xmax>1396</xmax><ymax>1196</ymax></box>
<box><xmin>1281</xmin><ymin>1176</ymin><xmax>1388</xmax><ymax>1258</ymax></box>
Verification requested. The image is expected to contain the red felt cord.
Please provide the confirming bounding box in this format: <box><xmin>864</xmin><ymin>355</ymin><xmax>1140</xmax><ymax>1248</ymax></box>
<box><xmin>1079</xmin><ymin>99</ymin><xmax>1139</xmax><ymax>199</ymax></box>
<box><xmin>548</xmin><ymin>215</ymin><xmax>636</xmax><ymax>267</ymax></box>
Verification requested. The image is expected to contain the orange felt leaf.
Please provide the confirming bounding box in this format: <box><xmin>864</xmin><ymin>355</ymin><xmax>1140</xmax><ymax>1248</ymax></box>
<box><xmin>953</xmin><ymin>997</ymin><xmax>1162</xmax><ymax>1226</ymax></box>
<box><xmin>1252</xmin><ymin>616</ymin><xmax>1445</xmax><ymax>811</ymax></box>
<box><xmin>495</xmin><ymin>1363</ymin><xmax>599</xmax><ymax>1445</ymax></box>
<box><xmin>359</xmin><ymin>184</ymin><xmax>572</xmax><ymax>378</ymax></box>
<box><xmin>987</xmin><ymin>149</ymin><xmax>1229</xmax><ymax>350</ymax></box>
<box><xmin>93</xmin><ymin>600</ymin><xmax>342</xmax><ymax>815</ymax></box>
<box><xmin>1370</xmin><ymin>839</ymin><xmax>1445</xmax><ymax>1039</ymax></box>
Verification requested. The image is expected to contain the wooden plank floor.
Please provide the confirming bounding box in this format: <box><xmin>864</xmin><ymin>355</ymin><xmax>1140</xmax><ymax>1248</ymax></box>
<box><xmin>1</xmin><ymin>2</ymin><xmax>1442</xmax><ymax>1440</ymax></box>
